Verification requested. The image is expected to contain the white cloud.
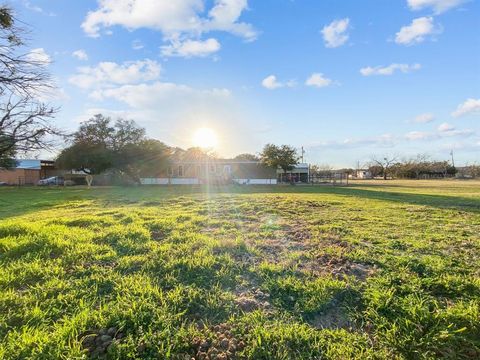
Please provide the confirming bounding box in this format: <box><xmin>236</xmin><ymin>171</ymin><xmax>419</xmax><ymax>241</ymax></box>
<box><xmin>26</xmin><ymin>48</ymin><xmax>51</xmax><ymax>64</ymax></box>
<box><xmin>451</xmin><ymin>98</ymin><xmax>480</xmax><ymax>117</ymax></box>
<box><xmin>161</xmin><ymin>38</ymin><xmax>221</xmax><ymax>57</ymax></box>
<box><xmin>360</xmin><ymin>63</ymin><xmax>421</xmax><ymax>76</ymax></box>
<box><xmin>395</xmin><ymin>17</ymin><xmax>440</xmax><ymax>45</ymax></box>
<box><xmin>69</xmin><ymin>59</ymin><xmax>161</xmax><ymax>89</ymax></box>
<box><xmin>23</xmin><ymin>1</ymin><xmax>56</xmax><ymax>16</ymax></box>
<box><xmin>406</xmin><ymin>124</ymin><xmax>474</xmax><ymax>141</ymax></box>
<box><xmin>405</xmin><ymin>131</ymin><xmax>432</xmax><ymax>140</ymax></box>
<box><xmin>407</xmin><ymin>0</ymin><xmax>466</xmax><ymax>14</ymax></box>
<box><xmin>262</xmin><ymin>75</ymin><xmax>282</xmax><ymax>90</ymax></box>
<box><xmin>81</xmin><ymin>0</ymin><xmax>257</xmax><ymax>57</ymax></box>
<box><xmin>305</xmin><ymin>73</ymin><xmax>332</xmax><ymax>88</ymax></box>
<box><xmin>438</xmin><ymin>122</ymin><xmax>454</xmax><ymax>132</ymax></box>
<box><xmin>414</xmin><ymin>113</ymin><xmax>435</xmax><ymax>123</ymax></box>
<box><xmin>91</xmin><ymin>81</ymin><xmax>231</xmax><ymax>107</ymax></box>
<box><xmin>310</xmin><ymin>133</ymin><xmax>396</xmax><ymax>149</ymax></box>
<box><xmin>261</xmin><ymin>75</ymin><xmax>296</xmax><ymax>90</ymax></box>
<box><xmin>321</xmin><ymin>18</ymin><xmax>350</xmax><ymax>48</ymax></box>
<box><xmin>72</xmin><ymin>49</ymin><xmax>89</xmax><ymax>61</ymax></box>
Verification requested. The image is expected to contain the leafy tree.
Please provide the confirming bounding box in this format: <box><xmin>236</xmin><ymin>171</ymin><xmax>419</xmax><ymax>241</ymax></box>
<box><xmin>56</xmin><ymin>143</ymin><xmax>113</xmax><ymax>175</ymax></box>
<box><xmin>260</xmin><ymin>144</ymin><xmax>299</xmax><ymax>181</ymax></box>
<box><xmin>234</xmin><ymin>153</ymin><xmax>259</xmax><ymax>161</ymax></box>
<box><xmin>172</xmin><ymin>147</ymin><xmax>212</xmax><ymax>162</ymax></box>
<box><xmin>0</xmin><ymin>6</ymin><xmax>59</xmax><ymax>167</ymax></box>
<box><xmin>57</xmin><ymin>114</ymin><xmax>171</xmax><ymax>183</ymax></box>
<box><xmin>114</xmin><ymin>139</ymin><xmax>172</xmax><ymax>182</ymax></box>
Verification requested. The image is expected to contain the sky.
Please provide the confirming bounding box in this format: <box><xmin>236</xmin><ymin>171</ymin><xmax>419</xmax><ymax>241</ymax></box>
<box><xmin>10</xmin><ymin>0</ymin><xmax>480</xmax><ymax>167</ymax></box>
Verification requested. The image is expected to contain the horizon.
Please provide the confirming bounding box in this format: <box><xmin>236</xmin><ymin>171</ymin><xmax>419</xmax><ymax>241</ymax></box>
<box><xmin>10</xmin><ymin>0</ymin><xmax>480</xmax><ymax>167</ymax></box>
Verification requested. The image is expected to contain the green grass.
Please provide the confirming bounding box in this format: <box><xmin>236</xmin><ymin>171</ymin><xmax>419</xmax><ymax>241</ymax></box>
<box><xmin>0</xmin><ymin>180</ymin><xmax>479</xmax><ymax>359</ymax></box>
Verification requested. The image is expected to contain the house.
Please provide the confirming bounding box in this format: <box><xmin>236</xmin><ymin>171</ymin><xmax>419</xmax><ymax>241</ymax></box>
<box><xmin>0</xmin><ymin>159</ymin><xmax>57</xmax><ymax>185</ymax></box>
<box><xmin>140</xmin><ymin>159</ymin><xmax>278</xmax><ymax>185</ymax></box>
<box><xmin>350</xmin><ymin>169</ymin><xmax>372</xmax><ymax>179</ymax></box>
<box><xmin>277</xmin><ymin>163</ymin><xmax>310</xmax><ymax>183</ymax></box>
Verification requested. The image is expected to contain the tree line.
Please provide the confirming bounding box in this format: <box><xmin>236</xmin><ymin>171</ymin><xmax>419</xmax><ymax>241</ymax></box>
<box><xmin>54</xmin><ymin>114</ymin><xmax>301</xmax><ymax>183</ymax></box>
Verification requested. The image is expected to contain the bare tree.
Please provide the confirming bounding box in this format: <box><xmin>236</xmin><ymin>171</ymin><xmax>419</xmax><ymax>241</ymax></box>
<box><xmin>370</xmin><ymin>155</ymin><xmax>398</xmax><ymax>180</ymax></box>
<box><xmin>0</xmin><ymin>7</ymin><xmax>52</xmax><ymax>97</ymax></box>
<box><xmin>0</xmin><ymin>96</ymin><xmax>58</xmax><ymax>154</ymax></box>
<box><xmin>0</xmin><ymin>6</ymin><xmax>59</xmax><ymax>166</ymax></box>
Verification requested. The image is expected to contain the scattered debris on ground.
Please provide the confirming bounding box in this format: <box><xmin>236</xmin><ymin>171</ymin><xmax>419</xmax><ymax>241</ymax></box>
<box><xmin>190</xmin><ymin>323</ymin><xmax>245</xmax><ymax>360</ymax></box>
<box><xmin>80</xmin><ymin>327</ymin><xmax>123</xmax><ymax>357</ymax></box>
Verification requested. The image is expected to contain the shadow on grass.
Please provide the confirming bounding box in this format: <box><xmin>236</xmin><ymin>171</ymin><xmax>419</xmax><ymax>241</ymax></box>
<box><xmin>1</xmin><ymin>183</ymin><xmax>479</xmax><ymax>221</ymax></box>
<box><xmin>194</xmin><ymin>184</ymin><xmax>480</xmax><ymax>213</ymax></box>
<box><xmin>325</xmin><ymin>186</ymin><xmax>480</xmax><ymax>213</ymax></box>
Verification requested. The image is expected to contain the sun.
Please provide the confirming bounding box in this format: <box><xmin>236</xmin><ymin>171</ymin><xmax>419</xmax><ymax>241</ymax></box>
<box><xmin>192</xmin><ymin>127</ymin><xmax>218</xmax><ymax>149</ymax></box>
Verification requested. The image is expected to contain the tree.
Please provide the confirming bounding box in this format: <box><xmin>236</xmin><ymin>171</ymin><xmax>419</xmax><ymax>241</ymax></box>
<box><xmin>114</xmin><ymin>139</ymin><xmax>172</xmax><ymax>182</ymax></box>
<box><xmin>0</xmin><ymin>6</ymin><xmax>59</xmax><ymax>168</ymax></box>
<box><xmin>234</xmin><ymin>153</ymin><xmax>259</xmax><ymax>161</ymax></box>
<box><xmin>0</xmin><ymin>97</ymin><xmax>57</xmax><ymax>164</ymax></box>
<box><xmin>259</xmin><ymin>144</ymin><xmax>299</xmax><ymax>181</ymax></box>
<box><xmin>56</xmin><ymin>143</ymin><xmax>113</xmax><ymax>175</ymax></box>
<box><xmin>310</xmin><ymin>164</ymin><xmax>334</xmax><ymax>176</ymax></box>
<box><xmin>369</xmin><ymin>155</ymin><xmax>398</xmax><ymax>180</ymax></box>
<box><xmin>57</xmin><ymin>114</ymin><xmax>171</xmax><ymax>183</ymax></box>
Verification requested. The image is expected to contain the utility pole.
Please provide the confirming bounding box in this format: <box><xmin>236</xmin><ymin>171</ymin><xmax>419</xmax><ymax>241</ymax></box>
<box><xmin>300</xmin><ymin>146</ymin><xmax>305</xmax><ymax>163</ymax></box>
<box><xmin>450</xmin><ymin>150</ymin><xmax>455</xmax><ymax>168</ymax></box>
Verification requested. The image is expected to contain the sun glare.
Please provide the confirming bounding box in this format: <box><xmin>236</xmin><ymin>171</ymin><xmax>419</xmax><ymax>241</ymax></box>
<box><xmin>192</xmin><ymin>127</ymin><xmax>218</xmax><ymax>149</ymax></box>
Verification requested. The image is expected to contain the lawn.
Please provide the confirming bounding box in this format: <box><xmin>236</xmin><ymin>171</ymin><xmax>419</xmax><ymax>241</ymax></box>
<box><xmin>0</xmin><ymin>180</ymin><xmax>479</xmax><ymax>359</ymax></box>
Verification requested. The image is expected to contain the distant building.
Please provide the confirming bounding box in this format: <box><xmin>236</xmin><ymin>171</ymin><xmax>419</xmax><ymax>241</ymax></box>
<box><xmin>351</xmin><ymin>169</ymin><xmax>372</xmax><ymax>179</ymax></box>
<box><xmin>0</xmin><ymin>159</ymin><xmax>56</xmax><ymax>185</ymax></box>
<box><xmin>140</xmin><ymin>159</ymin><xmax>278</xmax><ymax>185</ymax></box>
<box><xmin>276</xmin><ymin>163</ymin><xmax>310</xmax><ymax>183</ymax></box>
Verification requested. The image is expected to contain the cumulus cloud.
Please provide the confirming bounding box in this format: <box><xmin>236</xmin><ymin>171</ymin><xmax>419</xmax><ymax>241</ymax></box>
<box><xmin>261</xmin><ymin>75</ymin><xmax>295</xmax><ymax>90</ymax></box>
<box><xmin>438</xmin><ymin>122</ymin><xmax>454</xmax><ymax>132</ymax></box>
<box><xmin>262</xmin><ymin>75</ymin><xmax>282</xmax><ymax>90</ymax></box>
<box><xmin>395</xmin><ymin>17</ymin><xmax>440</xmax><ymax>45</ymax></box>
<box><xmin>305</xmin><ymin>73</ymin><xmax>332</xmax><ymax>88</ymax></box>
<box><xmin>72</xmin><ymin>49</ymin><xmax>88</xmax><ymax>61</ymax></box>
<box><xmin>451</xmin><ymin>98</ymin><xmax>480</xmax><ymax>117</ymax></box>
<box><xmin>161</xmin><ymin>38</ymin><xmax>221</xmax><ymax>57</ymax></box>
<box><xmin>360</xmin><ymin>63</ymin><xmax>421</xmax><ymax>76</ymax></box>
<box><xmin>406</xmin><ymin>124</ymin><xmax>474</xmax><ymax>141</ymax></box>
<box><xmin>309</xmin><ymin>133</ymin><xmax>396</xmax><ymax>149</ymax></box>
<box><xmin>69</xmin><ymin>59</ymin><xmax>161</xmax><ymax>89</ymax></box>
<box><xmin>414</xmin><ymin>113</ymin><xmax>435</xmax><ymax>123</ymax></box>
<box><xmin>407</xmin><ymin>0</ymin><xmax>466</xmax><ymax>14</ymax></box>
<box><xmin>91</xmin><ymin>81</ymin><xmax>231</xmax><ymax>107</ymax></box>
<box><xmin>26</xmin><ymin>48</ymin><xmax>51</xmax><ymax>64</ymax></box>
<box><xmin>321</xmin><ymin>18</ymin><xmax>350</xmax><ymax>48</ymax></box>
<box><xmin>405</xmin><ymin>131</ymin><xmax>433</xmax><ymax>141</ymax></box>
<box><xmin>81</xmin><ymin>0</ymin><xmax>257</xmax><ymax>58</ymax></box>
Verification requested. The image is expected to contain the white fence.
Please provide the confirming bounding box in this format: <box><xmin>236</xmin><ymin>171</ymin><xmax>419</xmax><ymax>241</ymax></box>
<box><xmin>140</xmin><ymin>178</ymin><xmax>199</xmax><ymax>185</ymax></box>
<box><xmin>140</xmin><ymin>178</ymin><xmax>277</xmax><ymax>185</ymax></box>
<box><xmin>232</xmin><ymin>178</ymin><xmax>277</xmax><ymax>185</ymax></box>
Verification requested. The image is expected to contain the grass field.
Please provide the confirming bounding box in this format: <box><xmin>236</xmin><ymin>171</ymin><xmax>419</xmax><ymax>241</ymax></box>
<box><xmin>0</xmin><ymin>180</ymin><xmax>479</xmax><ymax>359</ymax></box>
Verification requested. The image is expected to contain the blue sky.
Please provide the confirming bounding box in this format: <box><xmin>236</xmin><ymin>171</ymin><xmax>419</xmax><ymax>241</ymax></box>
<box><xmin>12</xmin><ymin>0</ymin><xmax>480</xmax><ymax>167</ymax></box>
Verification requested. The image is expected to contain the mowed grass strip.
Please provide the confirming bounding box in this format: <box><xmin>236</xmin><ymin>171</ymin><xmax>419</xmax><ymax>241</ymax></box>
<box><xmin>0</xmin><ymin>181</ymin><xmax>479</xmax><ymax>359</ymax></box>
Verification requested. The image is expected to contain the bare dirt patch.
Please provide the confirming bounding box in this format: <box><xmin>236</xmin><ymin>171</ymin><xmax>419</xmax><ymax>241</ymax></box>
<box><xmin>311</xmin><ymin>305</ymin><xmax>355</xmax><ymax>330</ymax></box>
